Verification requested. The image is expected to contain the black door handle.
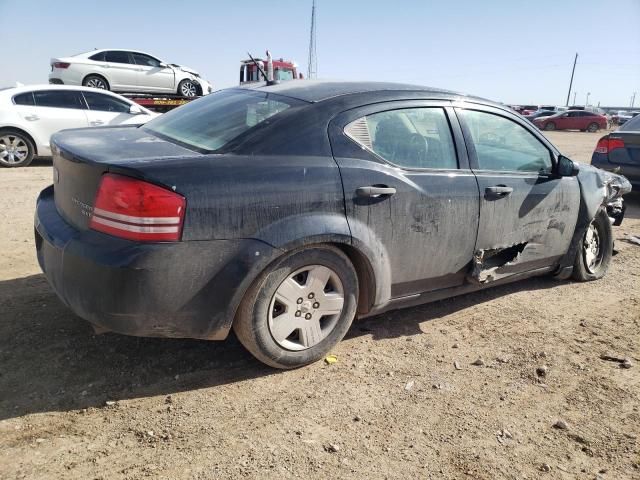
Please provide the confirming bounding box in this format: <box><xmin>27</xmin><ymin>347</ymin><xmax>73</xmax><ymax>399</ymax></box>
<box><xmin>485</xmin><ymin>185</ymin><xmax>513</xmax><ymax>197</ymax></box>
<box><xmin>356</xmin><ymin>186</ymin><xmax>396</xmax><ymax>197</ymax></box>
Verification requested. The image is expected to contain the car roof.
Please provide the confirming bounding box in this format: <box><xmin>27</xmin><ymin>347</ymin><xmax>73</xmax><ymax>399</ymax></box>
<box><xmin>75</xmin><ymin>49</ymin><xmax>158</xmax><ymax>58</ymax></box>
<box><xmin>0</xmin><ymin>84</ymin><xmax>134</xmax><ymax>97</ymax></box>
<box><xmin>235</xmin><ymin>80</ymin><xmax>494</xmax><ymax>105</ymax></box>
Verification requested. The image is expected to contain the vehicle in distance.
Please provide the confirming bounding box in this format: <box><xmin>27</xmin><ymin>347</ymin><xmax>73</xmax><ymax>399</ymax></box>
<box><xmin>0</xmin><ymin>85</ymin><xmax>156</xmax><ymax>168</ymax></box>
<box><xmin>49</xmin><ymin>49</ymin><xmax>212</xmax><ymax>98</ymax></box>
<box><xmin>35</xmin><ymin>81</ymin><xmax>631</xmax><ymax>369</ymax></box>
<box><xmin>592</xmin><ymin>113</ymin><xmax>640</xmax><ymax>189</ymax></box>
<box><xmin>533</xmin><ymin>110</ymin><xmax>607</xmax><ymax>132</ymax></box>
<box><xmin>525</xmin><ymin>109</ymin><xmax>556</xmax><ymax>121</ymax></box>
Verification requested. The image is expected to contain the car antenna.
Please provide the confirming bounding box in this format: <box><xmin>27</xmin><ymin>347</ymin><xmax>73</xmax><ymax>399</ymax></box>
<box><xmin>246</xmin><ymin>51</ymin><xmax>279</xmax><ymax>86</ymax></box>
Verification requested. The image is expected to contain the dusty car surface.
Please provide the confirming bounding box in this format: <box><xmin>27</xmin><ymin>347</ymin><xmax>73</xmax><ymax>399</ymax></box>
<box><xmin>34</xmin><ymin>81</ymin><xmax>631</xmax><ymax>368</ymax></box>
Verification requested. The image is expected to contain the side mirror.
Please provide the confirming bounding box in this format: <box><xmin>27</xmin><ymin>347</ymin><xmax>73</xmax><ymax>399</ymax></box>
<box><xmin>159</xmin><ymin>62</ymin><xmax>168</xmax><ymax>68</ymax></box>
<box><xmin>557</xmin><ymin>155</ymin><xmax>579</xmax><ymax>177</ymax></box>
<box><xmin>129</xmin><ymin>104</ymin><xmax>144</xmax><ymax>115</ymax></box>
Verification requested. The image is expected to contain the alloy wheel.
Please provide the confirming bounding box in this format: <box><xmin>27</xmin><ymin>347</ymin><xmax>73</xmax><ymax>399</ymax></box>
<box><xmin>583</xmin><ymin>222</ymin><xmax>602</xmax><ymax>274</ymax></box>
<box><xmin>180</xmin><ymin>81</ymin><xmax>197</xmax><ymax>97</ymax></box>
<box><xmin>0</xmin><ymin>135</ymin><xmax>29</xmax><ymax>165</ymax></box>
<box><xmin>86</xmin><ymin>77</ymin><xmax>107</xmax><ymax>89</ymax></box>
<box><xmin>268</xmin><ymin>265</ymin><xmax>345</xmax><ymax>351</ymax></box>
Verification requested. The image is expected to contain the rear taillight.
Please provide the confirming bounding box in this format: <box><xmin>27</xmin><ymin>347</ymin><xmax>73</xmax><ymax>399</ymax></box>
<box><xmin>89</xmin><ymin>174</ymin><xmax>185</xmax><ymax>242</ymax></box>
<box><xmin>594</xmin><ymin>137</ymin><xmax>625</xmax><ymax>154</ymax></box>
<box><xmin>52</xmin><ymin>62</ymin><xmax>70</xmax><ymax>69</ymax></box>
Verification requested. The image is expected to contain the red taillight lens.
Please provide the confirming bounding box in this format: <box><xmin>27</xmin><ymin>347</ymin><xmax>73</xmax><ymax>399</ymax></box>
<box><xmin>89</xmin><ymin>174</ymin><xmax>185</xmax><ymax>242</ymax></box>
<box><xmin>53</xmin><ymin>62</ymin><xmax>70</xmax><ymax>69</ymax></box>
<box><xmin>594</xmin><ymin>137</ymin><xmax>624</xmax><ymax>154</ymax></box>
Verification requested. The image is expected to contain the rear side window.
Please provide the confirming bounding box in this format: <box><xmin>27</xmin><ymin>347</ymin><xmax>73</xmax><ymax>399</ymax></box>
<box><xmin>143</xmin><ymin>90</ymin><xmax>300</xmax><ymax>152</ymax></box>
<box><xmin>105</xmin><ymin>51</ymin><xmax>131</xmax><ymax>64</ymax></box>
<box><xmin>13</xmin><ymin>92</ymin><xmax>35</xmax><ymax>106</ymax></box>
<box><xmin>33</xmin><ymin>90</ymin><xmax>86</xmax><ymax>109</ymax></box>
<box><xmin>345</xmin><ymin>107</ymin><xmax>458</xmax><ymax>169</ymax></box>
<box><xmin>83</xmin><ymin>91</ymin><xmax>131</xmax><ymax>113</ymax></box>
<box><xmin>459</xmin><ymin>109</ymin><xmax>552</xmax><ymax>173</ymax></box>
<box><xmin>89</xmin><ymin>52</ymin><xmax>106</xmax><ymax>61</ymax></box>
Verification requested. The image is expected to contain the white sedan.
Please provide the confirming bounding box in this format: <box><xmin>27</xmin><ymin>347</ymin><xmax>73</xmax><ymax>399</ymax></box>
<box><xmin>0</xmin><ymin>85</ymin><xmax>157</xmax><ymax>167</ymax></box>
<box><xmin>49</xmin><ymin>49</ymin><xmax>213</xmax><ymax>98</ymax></box>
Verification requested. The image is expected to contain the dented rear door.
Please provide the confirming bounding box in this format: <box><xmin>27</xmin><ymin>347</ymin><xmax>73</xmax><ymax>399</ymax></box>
<box><xmin>456</xmin><ymin>106</ymin><xmax>580</xmax><ymax>282</ymax></box>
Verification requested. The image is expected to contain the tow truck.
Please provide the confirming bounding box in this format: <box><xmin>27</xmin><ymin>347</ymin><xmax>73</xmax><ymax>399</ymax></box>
<box><xmin>121</xmin><ymin>93</ymin><xmax>196</xmax><ymax>113</ymax></box>
<box><xmin>239</xmin><ymin>51</ymin><xmax>302</xmax><ymax>85</ymax></box>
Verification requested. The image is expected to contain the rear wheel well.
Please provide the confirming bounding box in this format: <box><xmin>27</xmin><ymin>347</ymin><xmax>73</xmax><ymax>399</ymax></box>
<box><xmin>82</xmin><ymin>73</ymin><xmax>110</xmax><ymax>90</ymax></box>
<box><xmin>0</xmin><ymin>127</ymin><xmax>38</xmax><ymax>155</ymax></box>
<box><xmin>331</xmin><ymin>243</ymin><xmax>376</xmax><ymax>315</ymax></box>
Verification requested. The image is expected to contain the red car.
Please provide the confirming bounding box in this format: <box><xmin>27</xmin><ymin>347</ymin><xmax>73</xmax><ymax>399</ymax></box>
<box><xmin>533</xmin><ymin>110</ymin><xmax>607</xmax><ymax>132</ymax></box>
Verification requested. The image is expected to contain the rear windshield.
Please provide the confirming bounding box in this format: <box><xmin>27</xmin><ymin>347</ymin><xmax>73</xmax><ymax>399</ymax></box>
<box><xmin>143</xmin><ymin>90</ymin><xmax>303</xmax><ymax>152</ymax></box>
<box><xmin>620</xmin><ymin>114</ymin><xmax>640</xmax><ymax>131</ymax></box>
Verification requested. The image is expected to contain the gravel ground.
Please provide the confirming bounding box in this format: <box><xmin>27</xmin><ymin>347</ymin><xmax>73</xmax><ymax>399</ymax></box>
<box><xmin>0</xmin><ymin>130</ymin><xmax>638</xmax><ymax>479</ymax></box>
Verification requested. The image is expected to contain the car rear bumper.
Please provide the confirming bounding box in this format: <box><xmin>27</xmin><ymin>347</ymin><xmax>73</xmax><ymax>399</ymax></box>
<box><xmin>35</xmin><ymin>185</ymin><xmax>278</xmax><ymax>340</ymax></box>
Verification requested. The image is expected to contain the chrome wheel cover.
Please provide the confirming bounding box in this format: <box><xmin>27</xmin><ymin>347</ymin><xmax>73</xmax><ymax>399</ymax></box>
<box><xmin>583</xmin><ymin>222</ymin><xmax>602</xmax><ymax>273</ymax></box>
<box><xmin>0</xmin><ymin>135</ymin><xmax>29</xmax><ymax>165</ymax></box>
<box><xmin>268</xmin><ymin>265</ymin><xmax>345</xmax><ymax>351</ymax></box>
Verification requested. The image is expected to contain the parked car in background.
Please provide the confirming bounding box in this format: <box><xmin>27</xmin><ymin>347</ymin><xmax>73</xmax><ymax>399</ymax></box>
<box><xmin>525</xmin><ymin>109</ymin><xmax>556</xmax><ymax>121</ymax></box>
<box><xmin>49</xmin><ymin>49</ymin><xmax>213</xmax><ymax>98</ymax></box>
<box><xmin>533</xmin><ymin>110</ymin><xmax>607</xmax><ymax>132</ymax></box>
<box><xmin>592</xmin><ymin>113</ymin><xmax>640</xmax><ymax>189</ymax></box>
<box><xmin>34</xmin><ymin>81</ymin><xmax>630</xmax><ymax>368</ymax></box>
<box><xmin>0</xmin><ymin>85</ymin><xmax>156</xmax><ymax>167</ymax></box>
<box><xmin>612</xmin><ymin>111</ymin><xmax>633</xmax><ymax>125</ymax></box>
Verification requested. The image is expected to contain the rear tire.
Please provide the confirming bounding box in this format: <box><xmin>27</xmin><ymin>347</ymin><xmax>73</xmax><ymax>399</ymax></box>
<box><xmin>587</xmin><ymin>122</ymin><xmax>599</xmax><ymax>133</ymax></box>
<box><xmin>544</xmin><ymin>122</ymin><xmax>556</xmax><ymax>131</ymax></box>
<box><xmin>572</xmin><ymin>209</ymin><xmax>613</xmax><ymax>281</ymax></box>
<box><xmin>0</xmin><ymin>129</ymin><xmax>35</xmax><ymax>167</ymax></box>
<box><xmin>234</xmin><ymin>246</ymin><xmax>358</xmax><ymax>369</ymax></box>
<box><xmin>82</xmin><ymin>74</ymin><xmax>109</xmax><ymax>90</ymax></box>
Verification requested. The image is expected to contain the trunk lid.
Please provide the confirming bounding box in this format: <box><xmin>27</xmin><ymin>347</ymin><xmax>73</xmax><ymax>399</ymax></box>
<box><xmin>52</xmin><ymin>125</ymin><xmax>198</xmax><ymax>231</ymax></box>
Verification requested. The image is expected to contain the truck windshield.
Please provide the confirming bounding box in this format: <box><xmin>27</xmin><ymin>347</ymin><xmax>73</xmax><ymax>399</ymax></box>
<box><xmin>143</xmin><ymin>90</ymin><xmax>302</xmax><ymax>152</ymax></box>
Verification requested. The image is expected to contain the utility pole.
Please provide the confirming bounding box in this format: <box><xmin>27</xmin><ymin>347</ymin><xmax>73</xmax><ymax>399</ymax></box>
<box><xmin>572</xmin><ymin>91</ymin><xmax>577</xmax><ymax>105</ymax></box>
<box><xmin>307</xmin><ymin>0</ymin><xmax>317</xmax><ymax>80</ymax></box>
<box><xmin>565</xmin><ymin>53</ymin><xmax>578</xmax><ymax>107</ymax></box>
<box><xmin>586</xmin><ymin>92</ymin><xmax>590</xmax><ymax>106</ymax></box>
<box><xmin>632</xmin><ymin>92</ymin><xmax>637</xmax><ymax>108</ymax></box>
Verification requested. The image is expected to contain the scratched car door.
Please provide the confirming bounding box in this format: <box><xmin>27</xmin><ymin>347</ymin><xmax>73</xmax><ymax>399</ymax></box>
<box><xmin>329</xmin><ymin>101</ymin><xmax>480</xmax><ymax>298</ymax></box>
<box><xmin>456</xmin><ymin>106</ymin><xmax>580</xmax><ymax>282</ymax></box>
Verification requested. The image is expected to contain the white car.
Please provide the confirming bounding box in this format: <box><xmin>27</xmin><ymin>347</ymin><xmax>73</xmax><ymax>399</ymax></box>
<box><xmin>0</xmin><ymin>85</ymin><xmax>157</xmax><ymax>167</ymax></box>
<box><xmin>49</xmin><ymin>49</ymin><xmax>213</xmax><ymax>98</ymax></box>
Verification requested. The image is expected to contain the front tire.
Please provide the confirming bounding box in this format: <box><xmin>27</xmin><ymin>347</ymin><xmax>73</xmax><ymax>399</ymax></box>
<box><xmin>587</xmin><ymin>122</ymin><xmax>599</xmax><ymax>133</ymax></box>
<box><xmin>0</xmin><ymin>130</ymin><xmax>35</xmax><ymax>167</ymax></box>
<box><xmin>178</xmin><ymin>79</ymin><xmax>198</xmax><ymax>98</ymax></box>
<box><xmin>572</xmin><ymin>209</ymin><xmax>613</xmax><ymax>281</ymax></box>
<box><xmin>234</xmin><ymin>246</ymin><xmax>359</xmax><ymax>369</ymax></box>
<box><xmin>544</xmin><ymin>122</ymin><xmax>556</xmax><ymax>131</ymax></box>
<box><xmin>82</xmin><ymin>74</ymin><xmax>109</xmax><ymax>90</ymax></box>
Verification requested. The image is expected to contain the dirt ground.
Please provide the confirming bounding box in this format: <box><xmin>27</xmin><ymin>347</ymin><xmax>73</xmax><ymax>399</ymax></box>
<box><xmin>1</xmin><ymin>130</ymin><xmax>638</xmax><ymax>480</ymax></box>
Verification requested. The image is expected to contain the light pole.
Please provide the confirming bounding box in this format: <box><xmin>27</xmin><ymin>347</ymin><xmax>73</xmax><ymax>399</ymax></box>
<box><xmin>632</xmin><ymin>92</ymin><xmax>637</xmax><ymax>108</ymax></box>
<box><xmin>573</xmin><ymin>91</ymin><xmax>577</xmax><ymax>105</ymax></box>
<box><xmin>586</xmin><ymin>92</ymin><xmax>590</xmax><ymax>106</ymax></box>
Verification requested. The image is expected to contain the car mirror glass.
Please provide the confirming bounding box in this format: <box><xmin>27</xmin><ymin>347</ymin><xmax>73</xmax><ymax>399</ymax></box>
<box><xmin>557</xmin><ymin>155</ymin><xmax>579</xmax><ymax>177</ymax></box>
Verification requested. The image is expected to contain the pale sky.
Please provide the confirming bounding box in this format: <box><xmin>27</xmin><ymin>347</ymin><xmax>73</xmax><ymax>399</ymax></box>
<box><xmin>1</xmin><ymin>0</ymin><xmax>639</xmax><ymax>107</ymax></box>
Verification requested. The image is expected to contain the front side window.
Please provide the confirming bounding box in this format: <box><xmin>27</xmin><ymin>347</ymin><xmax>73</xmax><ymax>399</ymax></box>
<box><xmin>345</xmin><ymin>107</ymin><xmax>458</xmax><ymax>169</ymax></box>
<box><xmin>33</xmin><ymin>90</ymin><xmax>85</xmax><ymax>109</ymax></box>
<box><xmin>105</xmin><ymin>51</ymin><xmax>131</xmax><ymax>64</ymax></box>
<box><xmin>131</xmin><ymin>53</ymin><xmax>161</xmax><ymax>67</ymax></box>
<box><xmin>83</xmin><ymin>91</ymin><xmax>131</xmax><ymax>113</ymax></box>
<box><xmin>143</xmin><ymin>90</ymin><xmax>300</xmax><ymax>151</ymax></box>
<box><xmin>459</xmin><ymin>109</ymin><xmax>552</xmax><ymax>173</ymax></box>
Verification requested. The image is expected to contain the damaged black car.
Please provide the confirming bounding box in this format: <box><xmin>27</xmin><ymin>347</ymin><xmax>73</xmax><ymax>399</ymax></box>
<box><xmin>35</xmin><ymin>81</ymin><xmax>632</xmax><ymax>369</ymax></box>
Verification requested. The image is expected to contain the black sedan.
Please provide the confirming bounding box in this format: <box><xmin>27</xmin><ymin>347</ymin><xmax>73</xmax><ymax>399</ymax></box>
<box><xmin>35</xmin><ymin>81</ymin><xmax>631</xmax><ymax>369</ymax></box>
<box><xmin>592</xmin><ymin>113</ymin><xmax>640</xmax><ymax>190</ymax></box>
